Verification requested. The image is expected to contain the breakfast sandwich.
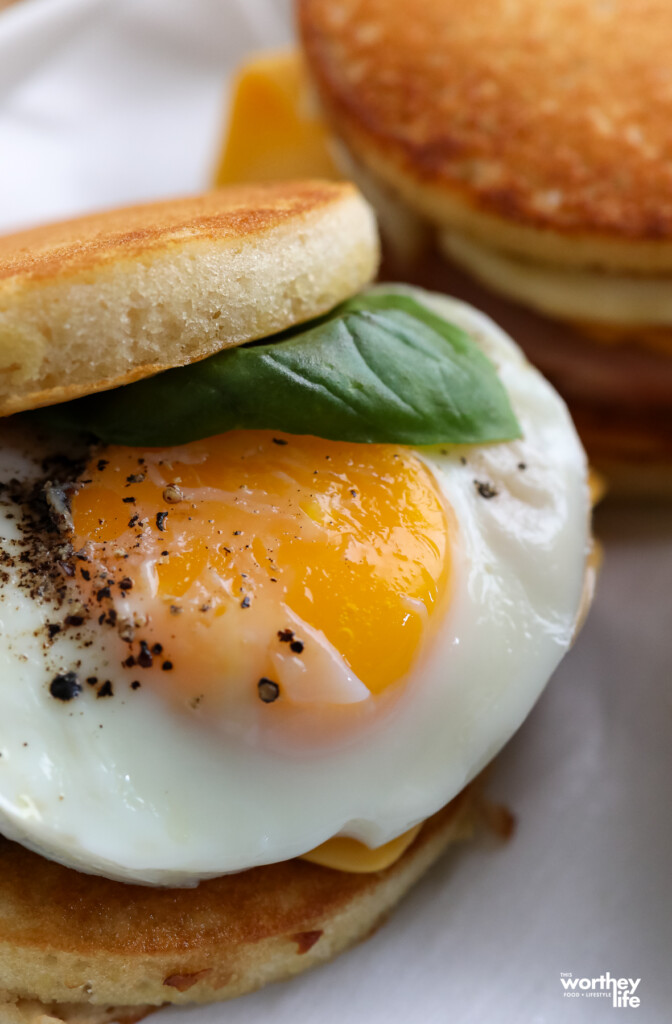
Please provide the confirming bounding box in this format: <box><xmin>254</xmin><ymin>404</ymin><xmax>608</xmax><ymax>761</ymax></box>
<box><xmin>244</xmin><ymin>0</ymin><xmax>672</xmax><ymax>496</ymax></box>
<box><xmin>0</xmin><ymin>181</ymin><xmax>593</xmax><ymax>1020</ymax></box>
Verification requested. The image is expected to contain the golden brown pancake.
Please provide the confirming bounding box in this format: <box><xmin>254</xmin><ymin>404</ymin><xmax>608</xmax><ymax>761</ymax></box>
<box><xmin>0</xmin><ymin>182</ymin><xmax>378</xmax><ymax>418</ymax></box>
<box><xmin>0</xmin><ymin>786</ymin><xmax>481</xmax><ymax>1020</ymax></box>
<box><xmin>299</xmin><ymin>0</ymin><xmax>672</xmax><ymax>268</ymax></box>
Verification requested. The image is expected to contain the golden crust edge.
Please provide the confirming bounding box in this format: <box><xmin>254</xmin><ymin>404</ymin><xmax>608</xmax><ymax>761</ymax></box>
<box><xmin>295</xmin><ymin>47</ymin><xmax>672</xmax><ymax>274</ymax></box>
<box><xmin>0</xmin><ymin>786</ymin><xmax>481</xmax><ymax>1013</ymax></box>
<box><xmin>0</xmin><ymin>189</ymin><xmax>379</xmax><ymax>417</ymax></box>
<box><xmin>0</xmin><ymin>999</ymin><xmax>157</xmax><ymax>1024</ymax></box>
<box><xmin>0</xmin><ymin>182</ymin><xmax>360</xmax><ymax>284</ymax></box>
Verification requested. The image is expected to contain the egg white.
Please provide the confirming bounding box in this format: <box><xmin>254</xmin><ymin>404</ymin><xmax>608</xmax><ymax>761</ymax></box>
<box><xmin>0</xmin><ymin>287</ymin><xmax>590</xmax><ymax>885</ymax></box>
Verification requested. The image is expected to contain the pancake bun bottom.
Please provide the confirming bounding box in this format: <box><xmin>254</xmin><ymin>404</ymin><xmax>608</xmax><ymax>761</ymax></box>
<box><xmin>0</xmin><ymin>788</ymin><xmax>480</xmax><ymax>1018</ymax></box>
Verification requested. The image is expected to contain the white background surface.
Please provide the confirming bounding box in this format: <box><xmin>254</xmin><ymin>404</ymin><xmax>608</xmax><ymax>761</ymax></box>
<box><xmin>0</xmin><ymin>1</ymin><xmax>670</xmax><ymax>1022</ymax></box>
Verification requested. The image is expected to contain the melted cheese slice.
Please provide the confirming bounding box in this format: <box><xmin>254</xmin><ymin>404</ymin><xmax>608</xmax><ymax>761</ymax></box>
<box><xmin>301</xmin><ymin>824</ymin><xmax>422</xmax><ymax>872</ymax></box>
<box><xmin>216</xmin><ymin>50</ymin><xmax>339</xmax><ymax>185</ymax></box>
<box><xmin>588</xmin><ymin>468</ymin><xmax>606</xmax><ymax>506</ymax></box>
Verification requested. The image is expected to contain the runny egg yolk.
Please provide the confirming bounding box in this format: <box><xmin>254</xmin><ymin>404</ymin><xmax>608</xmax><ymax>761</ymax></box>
<box><xmin>70</xmin><ymin>431</ymin><xmax>451</xmax><ymax>745</ymax></box>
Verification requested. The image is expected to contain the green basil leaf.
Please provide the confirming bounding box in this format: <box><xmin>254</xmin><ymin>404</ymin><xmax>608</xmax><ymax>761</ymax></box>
<box><xmin>34</xmin><ymin>290</ymin><xmax>521</xmax><ymax>447</ymax></box>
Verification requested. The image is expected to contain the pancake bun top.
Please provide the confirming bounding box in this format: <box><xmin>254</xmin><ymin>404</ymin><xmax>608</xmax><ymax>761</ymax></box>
<box><xmin>0</xmin><ymin>181</ymin><xmax>379</xmax><ymax>417</ymax></box>
<box><xmin>299</xmin><ymin>0</ymin><xmax>672</xmax><ymax>270</ymax></box>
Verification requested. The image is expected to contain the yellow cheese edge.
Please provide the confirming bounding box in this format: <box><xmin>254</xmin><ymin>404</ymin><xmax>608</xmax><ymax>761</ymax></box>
<box><xmin>300</xmin><ymin>823</ymin><xmax>423</xmax><ymax>873</ymax></box>
<box><xmin>215</xmin><ymin>49</ymin><xmax>339</xmax><ymax>186</ymax></box>
<box><xmin>588</xmin><ymin>468</ymin><xmax>607</xmax><ymax>506</ymax></box>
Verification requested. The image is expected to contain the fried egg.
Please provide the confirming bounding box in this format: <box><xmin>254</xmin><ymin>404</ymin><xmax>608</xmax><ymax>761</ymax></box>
<box><xmin>0</xmin><ymin>288</ymin><xmax>589</xmax><ymax>885</ymax></box>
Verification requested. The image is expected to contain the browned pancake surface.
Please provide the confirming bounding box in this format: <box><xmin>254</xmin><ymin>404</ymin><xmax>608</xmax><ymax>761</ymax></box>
<box><xmin>300</xmin><ymin>0</ymin><xmax>672</xmax><ymax>240</ymax></box>
<box><xmin>0</xmin><ymin>183</ymin><xmax>350</xmax><ymax>284</ymax></box>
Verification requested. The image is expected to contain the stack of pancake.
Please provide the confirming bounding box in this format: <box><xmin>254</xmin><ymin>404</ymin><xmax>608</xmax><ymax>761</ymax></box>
<box><xmin>297</xmin><ymin>0</ymin><xmax>672</xmax><ymax>495</ymax></box>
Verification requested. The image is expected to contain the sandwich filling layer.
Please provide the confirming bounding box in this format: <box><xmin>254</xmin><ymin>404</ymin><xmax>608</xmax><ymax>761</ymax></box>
<box><xmin>441</xmin><ymin>232</ymin><xmax>672</xmax><ymax>329</ymax></box>
<box><xmin>0</xmin><ymin>288</ymin><xmax>589</xmax><ymax>885</ymax></box>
